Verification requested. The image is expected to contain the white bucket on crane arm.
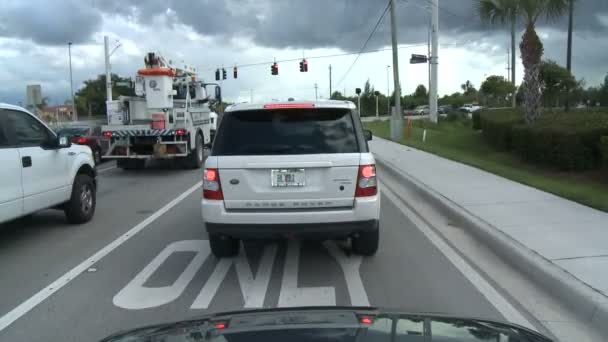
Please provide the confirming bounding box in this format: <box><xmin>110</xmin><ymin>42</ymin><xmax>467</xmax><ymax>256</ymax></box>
<box><xmin>137</xmin><ymin>68</ymin><xmax>176</xmax><ymax>109</ymax></box>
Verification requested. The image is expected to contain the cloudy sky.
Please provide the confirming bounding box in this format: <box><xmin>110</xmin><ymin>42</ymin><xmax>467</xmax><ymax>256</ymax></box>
<box><xmin>1</xmin><ymin>0</ymin><xmax>607</xmax><ymax>107</ymax></box>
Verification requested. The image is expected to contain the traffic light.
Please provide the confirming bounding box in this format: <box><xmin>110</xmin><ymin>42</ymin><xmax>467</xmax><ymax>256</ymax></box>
<box><xmin>271</xmin><ymin>62</ymin><xmax>278</xmax><ymax>75</ymax></box>
<box><xmin>222</xmin><ymin>68</ymin><xmax>227</xmax><ymax>80</ymax></box>
<box><xmin>215</xmin><ymin>69</ymin><xmax>220</xmax><ymax>81</ymax></box>
<box><xmin>299</xmin><ymin>59</ymin><xmax>308</xmax><ymax>72</ymax></box>
<box><xmin>233</xmin><ymin>67</ymin><xmax>238</xmax><ymax>79</ymax></box>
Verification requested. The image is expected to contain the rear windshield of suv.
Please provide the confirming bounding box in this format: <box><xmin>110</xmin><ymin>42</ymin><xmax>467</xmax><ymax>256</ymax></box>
<box><xmin>212</xmin><ymin>108</ymin><xmax>360</xmax><ymax>156</ymax></box>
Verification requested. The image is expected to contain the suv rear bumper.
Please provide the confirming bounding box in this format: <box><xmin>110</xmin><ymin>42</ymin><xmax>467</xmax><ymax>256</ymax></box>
<box><xmin>205</xmin><ymin>220</ymin><xmax>378</xmax><ymax>239</ymax></box>
<box><xmin>201</xmin><ymin>195</ymin><xmax>380</xmax><ymax>238</ymax></box>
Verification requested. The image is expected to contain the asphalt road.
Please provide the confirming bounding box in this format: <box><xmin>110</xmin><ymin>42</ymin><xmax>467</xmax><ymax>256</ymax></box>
<box><xmin>0</xmin><ymin>157</ymin><xmax>537</xmax><ymax>342</ymax></box>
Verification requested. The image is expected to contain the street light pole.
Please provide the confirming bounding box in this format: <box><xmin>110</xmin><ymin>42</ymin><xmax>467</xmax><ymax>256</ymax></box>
<box><xmin>389</xmin><ymin>0</ymin><xmax>403</xmax><ymax>140</ymax></box>
<box><xmin>68</xmin><ymin>42</ymin><xmax>77</xmax><ymax>121</ymax></box>
<box><xmin>104</xmin><ymin>36</ymin><xmax>112</xmax><ymax>103</ymax></box>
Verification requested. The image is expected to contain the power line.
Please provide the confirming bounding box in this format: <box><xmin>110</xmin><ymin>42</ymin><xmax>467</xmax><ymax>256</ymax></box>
<box><xmin>334</xmin><ymin>0</ymin><xmax>391</xmax><ymax>88</ymax></box>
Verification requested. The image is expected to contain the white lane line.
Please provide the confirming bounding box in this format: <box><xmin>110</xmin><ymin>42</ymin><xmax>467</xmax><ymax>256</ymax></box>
<box><xmin>381</xmin><ymin>183</ymin><xmax>536</xmax><ymax>331</ymax></box>
<box><xmin>0</xmin><ymin>181</ymin><xmax>202</xmax><ymax>332</ymax></box>
<box><xmin>97</xmin><ymin>164</ymin><xmax>116</xmax><ymax>173</ymax></box>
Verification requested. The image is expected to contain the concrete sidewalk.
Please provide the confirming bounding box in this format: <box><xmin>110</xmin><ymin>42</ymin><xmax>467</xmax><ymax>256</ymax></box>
<box><xmin>370</xmin><ymin>137</ymin><xmax>608</xmax><ymax>299</ymax></box>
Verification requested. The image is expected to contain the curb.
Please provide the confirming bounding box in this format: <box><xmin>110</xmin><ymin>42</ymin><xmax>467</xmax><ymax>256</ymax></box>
<box><xmin>375</xmin><ymin>156</ymin><xmax>608</xmax><ymax>338</ymax></box>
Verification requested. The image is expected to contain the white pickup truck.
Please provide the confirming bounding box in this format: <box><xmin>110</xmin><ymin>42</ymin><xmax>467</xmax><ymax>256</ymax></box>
<box><xmin>0</xmin><ymin>103</ymin><xmax>97</xmax><ymax>225</ymax></box>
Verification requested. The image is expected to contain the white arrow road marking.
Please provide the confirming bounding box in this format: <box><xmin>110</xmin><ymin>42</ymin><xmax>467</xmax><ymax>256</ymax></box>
<box><xmin>278</xmin><ymin>240</ymin><xmax>336</xmax><ymax>307</ymax></box>
<box><xmin>191</xmin><ymin>242</ymin><xmax>278</xmax><ymax>309</ymax></box>
<box><xmin>323</xmin><ymin>241</ymin><xmax>370</xmax><ymax>306</ymax></box>
<box><xmin>113</xmin><ymin>240</ymin><xmax>211</xmax><ymax>309</ymax></box>
<box><xmin>0</xmin><ymin>181</ymin><xmax>202</xmax><ymax>332</ymax></box>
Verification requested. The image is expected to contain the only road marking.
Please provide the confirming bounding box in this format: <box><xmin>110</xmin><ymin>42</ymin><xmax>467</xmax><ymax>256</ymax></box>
<box><xmin>0</xmin><ymin>181</ymin><xmax>202</xmax><ymax>332</ymax></box>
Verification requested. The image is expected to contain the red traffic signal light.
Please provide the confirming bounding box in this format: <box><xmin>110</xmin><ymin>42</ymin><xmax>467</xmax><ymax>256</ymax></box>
<box><xmin>271</xmin><ymin>62</ymin><xmax>278</xmax><ymax>75</ymax></box>
<box><xmin>299</xmin><ymin>59</ymin><xmax>308</xmax><ymax>72</ymax></box>
<box><xmin>233</xmin><ymin>67</ymin><xmax>238</xmax><ymax>79</ymax></box>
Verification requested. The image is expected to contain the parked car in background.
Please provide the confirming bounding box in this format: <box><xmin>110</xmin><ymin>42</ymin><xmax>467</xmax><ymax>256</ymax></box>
<box><xmin>412</xmin><ymin>105</ymin><xmax>429</xmax><ymax>115</ymax></box>
<box><xmin>56</xmin><ymin>125</ymin><xmax>109</xmax><ymax>165</ymax></box>
<box><xmin>459</xmin><ymin>103</ymin><xmax>482</xmax><ymax>113</ymax></box>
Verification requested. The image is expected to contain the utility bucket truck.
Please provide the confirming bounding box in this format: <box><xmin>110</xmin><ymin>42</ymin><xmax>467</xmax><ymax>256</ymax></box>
<box><xmin>102</xmin><ymin>52</ymin><xmax>221</xmax><ymax>170</ymax></box>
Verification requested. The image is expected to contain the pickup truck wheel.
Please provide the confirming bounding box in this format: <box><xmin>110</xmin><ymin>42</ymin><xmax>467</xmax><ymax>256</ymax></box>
<box><xmin>64</xmin><ymin>174</ymin><xmax>96</xmax><ymax>224</ymax></box>
<box><xmin>351</xmin><ymin>225</ymin><xmax>379</xmax><ymax>256</ymax></box>
<box><xmin>209</xmin><ymin>235</ymin><xmax>239</xmax><ymax>257</ymax></box>
<box><xmin>185</xmin><ymin>133</ymin><xmax>203</xmax><ymax>169</ymax></box>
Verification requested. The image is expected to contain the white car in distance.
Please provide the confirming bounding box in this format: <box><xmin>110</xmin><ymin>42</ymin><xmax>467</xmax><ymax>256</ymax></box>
<box><xmin>0</xmin><ymin>103</ymin><xmax>97</xmax><ymax>225</ymax></box>
<box><xmin>201</xmin><ymin>101</ymin><xmax>380</xmax><ymax>257</ymax></box>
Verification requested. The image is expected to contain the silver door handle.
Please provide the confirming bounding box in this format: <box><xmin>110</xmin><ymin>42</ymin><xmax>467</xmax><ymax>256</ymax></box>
<box><xmin>68</xmin><ymin>152</ymin><xmax>76</xmax><ymax>156</ymax></box>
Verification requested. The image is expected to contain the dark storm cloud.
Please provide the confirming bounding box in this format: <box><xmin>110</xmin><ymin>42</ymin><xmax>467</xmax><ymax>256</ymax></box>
<box><xmin>0</xmin><ymin>0</ymin><xmax>101</xmax><ymax>45</ymax></box>
<box><xmin>3</xmin><ymin>0</ymin><xmax>606</xmax><ymax>49</ymax></box>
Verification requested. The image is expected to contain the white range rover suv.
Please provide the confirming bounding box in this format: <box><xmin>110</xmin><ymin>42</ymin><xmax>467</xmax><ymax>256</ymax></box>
<box><xmin>0</xmin><ymin>103</ymin><xmax>97</xmax><ymax>225</ymax></box>
<box><xmin>201</xmin><ymin>101</ymin><xmax>380</xmax><ymax>257</ymax></box>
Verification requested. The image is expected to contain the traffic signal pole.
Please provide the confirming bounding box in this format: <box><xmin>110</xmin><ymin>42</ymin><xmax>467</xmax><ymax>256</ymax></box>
<box><xmin>389</xmin><ymin>0</ymin><xmax>403</xmax><ymax>141</ymax></box>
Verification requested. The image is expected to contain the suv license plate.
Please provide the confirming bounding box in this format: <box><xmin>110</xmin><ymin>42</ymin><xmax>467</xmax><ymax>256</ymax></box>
<box><xmin>271</xmin><ymin>169</ymin><xmax>305</xmax><ymax>187</ymax></box>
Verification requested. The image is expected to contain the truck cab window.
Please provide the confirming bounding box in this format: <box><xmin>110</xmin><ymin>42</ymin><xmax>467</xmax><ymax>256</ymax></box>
<box><xmin>5</xmin><ymin>110</ymin><xmax>50</xmax><ymax>147</ymax></box>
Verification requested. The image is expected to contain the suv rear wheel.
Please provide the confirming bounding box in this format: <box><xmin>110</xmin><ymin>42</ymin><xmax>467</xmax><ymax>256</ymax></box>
<box><xmin>351</xmin><ymin>225</ymin><xmax>379</xmax><ymax>256</ymax></box>
<box><xmin>209</xmin><ymin>235</ymin><xmax>239</xmax><ymax>257</ymax></box>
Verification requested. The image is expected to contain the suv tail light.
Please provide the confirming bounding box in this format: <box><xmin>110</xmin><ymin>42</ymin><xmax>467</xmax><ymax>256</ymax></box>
<box><xmin>203</xmin><ymin>168</ymin><xmax>223</xmax><ymax>200</ymax></box>
<box><xmin>355</xmin><ymin>164</ymin><xmax>377</xmax><ymax>197</ymax></box>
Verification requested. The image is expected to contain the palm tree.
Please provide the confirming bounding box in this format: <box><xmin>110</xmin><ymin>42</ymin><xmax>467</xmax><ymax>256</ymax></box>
<box><xmin>478</xmin><ymin>0</ymin><xmax>569</xmax><ymax>123</ymax></box>
<box><xmin>477</xmin><ymin>0</ymin><xmax>518</xmax><ymax>108</ymax></box>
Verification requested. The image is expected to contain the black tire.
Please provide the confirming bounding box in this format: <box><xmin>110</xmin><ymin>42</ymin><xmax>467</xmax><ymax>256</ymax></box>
<box><xmin>64</xmin><ymin>174</ymin><xmax>96</xmax><ymax>224</ymax></box>
<box><xmin>117</xmin><ymin>159</ymin><xmax>145</xmax><ymax>170</ymax></box>
<box><xmin>185</xmin><ymin>133</ymin><xmax>204</xmax><ymax>169</ymax></box>
<box><xmin>351</xmin><ymin>225</ymin><xmax>379</xmax><ymax>256</ymax></box>
<box><xmin>209</xmin><ymin>235</ymin><xmax>239</xmax><ymax>257</ymax></box>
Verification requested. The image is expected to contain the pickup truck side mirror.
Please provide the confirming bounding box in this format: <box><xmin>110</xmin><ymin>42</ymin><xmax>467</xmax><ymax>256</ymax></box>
<box><xmin>58</xmin><ymin>136</ymin><xmax>71</xmax><ymax>148</ymax></box>
<box><xmin>363</xmin><ymin>129</ymin><xmax>373</xmax><ymax>141</ymax></box>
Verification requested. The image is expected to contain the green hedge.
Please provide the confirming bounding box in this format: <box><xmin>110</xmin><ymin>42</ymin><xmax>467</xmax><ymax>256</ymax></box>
<box><xmin>479</xmin><ymin>109</ymin><xmax>608</xmax><ymax>171</ymax></box>
<box><xmin>472</xmin><ymin>111</ymin><xmax>481</xmax><ymax>130</ymax></box>
<box><xmin>601</xmin><ymin>136</ymin><xmax>608</xmax><ymax>169</ymax></box>
<box><xmin>479</xmin><ymin>109</ymin><xmax>523</xmax><ymax>150</ymax></box>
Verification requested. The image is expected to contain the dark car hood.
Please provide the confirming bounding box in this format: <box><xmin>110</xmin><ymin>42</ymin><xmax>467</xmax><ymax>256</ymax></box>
<box><xmin>100</xmin><ymin>307</ymin><xmax>552</xmax><ymax>342</ymax></box>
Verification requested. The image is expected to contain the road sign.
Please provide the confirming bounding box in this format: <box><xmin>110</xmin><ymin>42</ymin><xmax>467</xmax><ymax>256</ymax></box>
<box><xmin>115</xmin><ymin>81</ymin><xmax>132</xmax><ymax>87</ymax></box>
<box><xmin>410</xmin><ymin>54</ymin><xmax>428</xmax><ymax>64</ymax></box>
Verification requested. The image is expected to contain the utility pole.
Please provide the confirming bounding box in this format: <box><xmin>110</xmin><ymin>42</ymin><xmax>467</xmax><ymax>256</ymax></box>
<box><xmin>104</xmin><ymin>36</ymin><xmax>112</xmax><ymax>104</ymax></box>
<box><xmin>389</xmin><ymin>0</ymin><xmax>403</xmax><ymax>141</ymax></box>
<box><xmin>511</xmin><ymin>17</ymin><xmax>516</xmax><ymax>108</ymax></box>
<box><xmin>68</xmin><ymin>42</ymin><xmax>77</xmax><ymax>121</ymax></box>
<box><xmin>507</xmin><ymin>48</ymin><xmax>511</xmax><ymax>82</ymax></box>
<box><xmin>329</xmin><ymin>65</ymin><xmax>333</xmax><ymax>99</ymax></box>
<box><xmin>565</xmin><ymin>0</ymin><xmax>574</xmax><ymax>111</ymax></box>
<box><xmin>314</xmin><ymin>83</ymin><xmax>318</xmax><ymax>100</ymax></box>
<box><xmin>386</xmin><ymin>65</ymin><xmax>391</xmax><ymax>115</ymax></box>
<box><xmin>429</xmin><ymin>0</ymin><xmax>439</xmax><ymax>123</ymax></box>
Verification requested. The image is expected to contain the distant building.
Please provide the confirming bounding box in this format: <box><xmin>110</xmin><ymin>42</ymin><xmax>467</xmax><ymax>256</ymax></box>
<box><xmin>26</xmin><ymin>84</ymin><xmax>42</xmax><ymax>114</ymax></box>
